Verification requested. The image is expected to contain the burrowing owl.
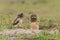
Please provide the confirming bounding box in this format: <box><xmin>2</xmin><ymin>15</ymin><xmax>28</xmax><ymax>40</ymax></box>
<box><xmin>13</xmin><ymin>13</ymin><xmax>23</xmax><ymax>28</ymax></box>
<box><xmin>30</xmin><ymin>14</ymin><xmax>39</xmax><ymax>30</ymax></box>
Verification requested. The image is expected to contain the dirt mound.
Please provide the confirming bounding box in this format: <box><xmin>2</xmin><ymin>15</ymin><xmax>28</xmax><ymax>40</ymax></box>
<box><xmin>0</xmin><ymin>29</ymin><xmax>42</xmax><ymax>36</ymax></box>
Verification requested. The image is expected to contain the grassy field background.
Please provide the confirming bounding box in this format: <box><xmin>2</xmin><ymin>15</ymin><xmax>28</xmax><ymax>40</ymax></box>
<box><xmin>0</xmin><ymin>0</ymin><xmax>60</xmax><ymax>40</ymax></box>
<box><xmin>0</xmin><ymin>0</ymin><xmax>60</xmax><ymax>29</ymax></box>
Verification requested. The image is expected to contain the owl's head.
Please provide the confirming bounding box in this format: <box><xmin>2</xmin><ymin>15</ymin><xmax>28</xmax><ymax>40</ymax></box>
<box><xmin>17</xmin><ymin>12</ymin><xmax>23</xmax><ymax>18</ymax></box>
<box><xmin>30</xmin><ymin>14</ymin><xmax>37</xmax><ymax>22</ymax></box>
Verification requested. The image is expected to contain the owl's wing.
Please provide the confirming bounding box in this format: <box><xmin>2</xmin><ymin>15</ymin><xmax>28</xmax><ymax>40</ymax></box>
<box><xmin>13</xmin><ymin>18</ymin><xmax>19</xmax><ymax>25</ymax></box>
